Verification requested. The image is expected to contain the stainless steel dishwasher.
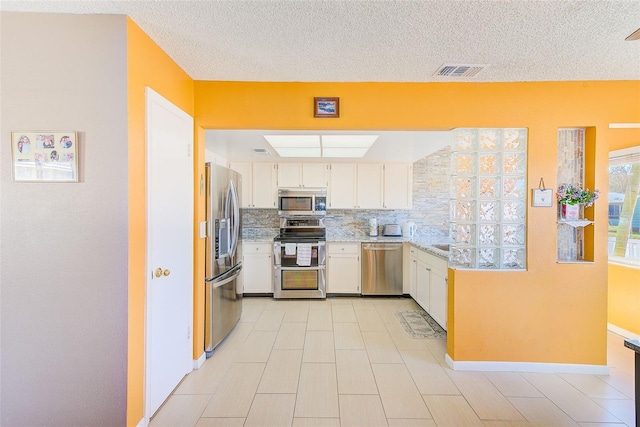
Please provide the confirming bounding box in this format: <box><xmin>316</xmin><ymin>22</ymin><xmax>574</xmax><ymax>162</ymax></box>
<box><xmin>361</xmin><ymin>243</ymin><xmax>403</xmax><ymax>295</ymax></box>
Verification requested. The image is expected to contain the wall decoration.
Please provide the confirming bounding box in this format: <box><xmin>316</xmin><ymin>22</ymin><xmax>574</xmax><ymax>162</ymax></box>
<box><xmin>314</xmin><ymin>97</ymin><xmax>339</xmax><ymax>118</ymax></box>
<box><xmin>532</xmin><ymin>178</ymin><xmax>553</xmax><ymax>207</ymax></box>
<box><xmin>11</xmin><ymin>131</ymin><xmax>78</xmax><ymax>182</ymax></box>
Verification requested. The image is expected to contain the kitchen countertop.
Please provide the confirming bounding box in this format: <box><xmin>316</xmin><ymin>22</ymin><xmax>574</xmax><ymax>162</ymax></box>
<box><xmin>326</xmin><ymin>234</ymin><xmax>450</xmax><ymax>259</ymax></box>
<box><xmin>243</xmin><ymin>229</ymin><xmax>450</xmax><ymax>261</ymax></box>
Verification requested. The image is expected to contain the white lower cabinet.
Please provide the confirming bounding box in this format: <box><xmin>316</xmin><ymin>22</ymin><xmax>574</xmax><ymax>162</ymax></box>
<box><xmin>327</xmin><ymin>243</ymin><xmax>361</xmax><ymax>294</ymax></box>
<box><xmin>416</xmin><ymin>261</ymin><xmax>431</xmax><ymax>313</ymax></box>
<box><xmin>242</xmin><ymin>242</ymin><xmax>273</xmax><ymax>294</ymax></box>
<box><xmin>429</xmin><ymin>268</ymin><xmax>448</xmax><ymax>329</ymax></box>
<box><xmin>411</xmin><ymin>246</ymin><xmax>448</xmax><ymax>330</ymax></box>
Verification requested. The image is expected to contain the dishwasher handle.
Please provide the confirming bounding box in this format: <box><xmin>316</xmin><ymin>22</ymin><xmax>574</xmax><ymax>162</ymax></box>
<box><xmin>362</xmin><ymin>244</ymin><xmax>403</xmax><ymax>251</ymax></box>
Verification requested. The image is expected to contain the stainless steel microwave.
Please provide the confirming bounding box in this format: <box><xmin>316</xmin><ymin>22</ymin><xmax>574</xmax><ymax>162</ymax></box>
<box><xmin>278</xmin><ymin>188</ymin><xmax>327</xmax><ymax>216</ymax></box>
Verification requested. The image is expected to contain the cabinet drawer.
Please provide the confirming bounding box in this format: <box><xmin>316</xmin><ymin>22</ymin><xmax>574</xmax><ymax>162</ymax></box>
<box><xmin>244</xmin><ymin>243</ymin><xmax>272</xmax><ymax>254</ymax></box>
<box><xmin>328</xmin><ymin>243</ymin><xmax>360</xmax><ymax>255</ymax></box>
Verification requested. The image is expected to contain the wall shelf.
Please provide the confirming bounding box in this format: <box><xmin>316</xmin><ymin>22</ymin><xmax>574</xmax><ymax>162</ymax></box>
<box><xmin>557</xmin><ymin>219</ymin><xmax>594</xmax><ymax>228</ymax></box>
<box><xmin>557</xmin><ymin>260</ymin><xmax>595</xmax><ymax>264</ymax></box>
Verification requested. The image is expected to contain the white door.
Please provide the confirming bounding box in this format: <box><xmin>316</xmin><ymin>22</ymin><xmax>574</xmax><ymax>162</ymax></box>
<box><xmin>145</xmin><ymin>87</ymin><xmax>194</xmax><ymax>419</ymax></box>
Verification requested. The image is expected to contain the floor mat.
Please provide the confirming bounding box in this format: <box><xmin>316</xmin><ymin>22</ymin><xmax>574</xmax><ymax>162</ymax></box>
<box><xmin>395</xmin><ymin>310</ymin><xmax>446</xmax><ymax>339</ymax></box>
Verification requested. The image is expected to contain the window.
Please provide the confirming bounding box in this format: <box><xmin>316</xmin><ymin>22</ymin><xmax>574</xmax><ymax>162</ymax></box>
<box><xmin>608</xmin><ymin>146</ymin><xmax>640</xmax><ymax>267</ymax></box>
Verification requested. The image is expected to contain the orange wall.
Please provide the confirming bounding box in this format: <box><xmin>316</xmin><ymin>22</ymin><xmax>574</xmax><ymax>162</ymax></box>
<box><xmin>127</xmin><ymin>18</ymin><xmax>194</xmax><ymax>427</ymax></box>
<box><xmin>609</xmin><ymin>263</ymin><xmax>640</xmax><ymax>336</ymax></box>
<box><xmin>195</xmin><ymin>80</ymin><xmax>640</xmax><ymax>366</ymax></box>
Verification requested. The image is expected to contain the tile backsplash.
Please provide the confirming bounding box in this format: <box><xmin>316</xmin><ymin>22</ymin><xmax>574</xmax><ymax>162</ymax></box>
<box><xmin>242</xmin><ymin>146</ymin><xmax>451</xmax><ymax>242</ymax></box>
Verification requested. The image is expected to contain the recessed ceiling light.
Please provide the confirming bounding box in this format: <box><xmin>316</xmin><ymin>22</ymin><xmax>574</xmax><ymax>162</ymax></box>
<box><xmin>272</xmin><ymin>147</ymin><xmax>321</xmax><ymax>157</ymax></box>
<box><xmin>264</xmin><ymin>135</ymin><xmax>320</xmax><ymax>148</ymax></box>
<box><xmin>323</xmin><ymin>147</ymin><xmax>371</xmax><ymax>158</ymax></box>
<box><xmin>263</xmin><ymin>134</ymin><xmax>378</xmax><ymax>158</ymax></box>
<box><xmin>321</xmin><ymin>135</ymin><xmax>379</xmax><ymax>148</ymax></box>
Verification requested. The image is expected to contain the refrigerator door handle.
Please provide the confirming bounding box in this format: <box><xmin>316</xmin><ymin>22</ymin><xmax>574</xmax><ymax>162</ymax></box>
<box><xmin>228</xmin><ymin>179</ymin><xmax>240</xmax><ymax>257</ymax></box>
<box><xmin>207</xmin><ymin>262</ymin><xmax>243</xmax><ymax>286</ymax></box>
<box><xmin>211</xmin><ymin>267</ymin><xmax>242</xmax><ymax>289</ymax></box>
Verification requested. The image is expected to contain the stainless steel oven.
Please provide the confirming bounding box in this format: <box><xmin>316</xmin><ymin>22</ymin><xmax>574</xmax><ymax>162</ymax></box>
<box><xmin>273</xmin><ymin>217</ymin><xmax>326</xmax><ymax>299</ymax></box>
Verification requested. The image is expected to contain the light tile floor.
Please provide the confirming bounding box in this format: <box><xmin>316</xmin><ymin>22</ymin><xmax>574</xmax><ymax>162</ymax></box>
<box><xmin>150</xmin><ymin>297</ymin><xmax>636</xmax><ymax>427</ymax></box>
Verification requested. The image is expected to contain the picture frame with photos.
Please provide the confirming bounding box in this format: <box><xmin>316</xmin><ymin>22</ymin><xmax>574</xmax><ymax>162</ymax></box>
<box><xmin>11</xmin><ymin>131</ymin><xmax>78</xmax><ymax>182</ymax></box>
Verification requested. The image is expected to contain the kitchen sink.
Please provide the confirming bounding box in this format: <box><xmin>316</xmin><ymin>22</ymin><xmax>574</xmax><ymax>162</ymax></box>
<box><xmin>431</xmin><ymin>244</ymin><xmax>450</xmax><ymax>252</ymax></box>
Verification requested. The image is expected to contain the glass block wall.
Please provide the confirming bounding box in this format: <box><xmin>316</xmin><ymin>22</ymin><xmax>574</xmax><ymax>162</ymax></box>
<box><xmin>450</xmin><ymin>128</ymin><xmax>528</xmax><ymax>269</ymax></box>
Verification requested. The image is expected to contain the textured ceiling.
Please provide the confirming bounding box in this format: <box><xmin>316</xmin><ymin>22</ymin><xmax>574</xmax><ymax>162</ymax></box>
<box><xmin>2</xmin><ymin>0</ymin><xmax>640</xmax><ymax>82</ymax></box>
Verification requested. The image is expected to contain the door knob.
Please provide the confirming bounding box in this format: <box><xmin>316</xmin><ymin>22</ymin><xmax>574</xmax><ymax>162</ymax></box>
<box><xmin>154</xmin><ymin>268</ymin><xmax>163</xmax><ymax>278</ymax></box>
<box><xmin>163</xmin><ymin>269</ymin><xmax>171</xmax><ymax>277</ymax></box>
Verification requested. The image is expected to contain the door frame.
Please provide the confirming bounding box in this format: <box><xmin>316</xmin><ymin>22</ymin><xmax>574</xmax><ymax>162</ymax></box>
<box><xmin>144</xmin><ymin>87</ymin><xmax>194</xmax><ymax>422</ymax></box>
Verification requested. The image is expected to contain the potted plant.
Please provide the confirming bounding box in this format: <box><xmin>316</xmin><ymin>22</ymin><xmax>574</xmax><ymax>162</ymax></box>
<box><xmin>557</xmin><ymin>183</ymin><xmax>600</xmax><ymax>220</ymax></box>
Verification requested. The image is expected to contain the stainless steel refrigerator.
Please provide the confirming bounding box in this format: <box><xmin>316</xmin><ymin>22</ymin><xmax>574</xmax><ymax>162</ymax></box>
<box><xmin>204</xmin><ymin>162</ymin><xmax>242</xmax><ymax>357</ymax></box>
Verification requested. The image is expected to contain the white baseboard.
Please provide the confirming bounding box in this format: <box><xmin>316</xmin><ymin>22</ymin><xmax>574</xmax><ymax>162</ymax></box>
<box><xmin>607</xmin><ymin>323</ymin><xmax>640</xmax><ymax>340</ymax></box>
<box><xmin>135</xmin><ymin>417</ymin><xmax>147</xmax><ymax>427</ymax></box>
<box><xmin>445</xmin><ymin>353</ymin><xmax>609</xmax><ymax>375</ymax></box>
<box><xmin>194</xmin><ymin>352</ymin><xmax>206</xmax><ymax>369</ymax></box>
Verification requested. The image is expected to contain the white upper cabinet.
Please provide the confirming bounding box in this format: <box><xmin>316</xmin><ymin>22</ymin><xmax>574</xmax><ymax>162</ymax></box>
<box><xmin>356</xmin><ymin>163</ymin><xmax>384</xmax><ymax>209</ymax></box>
<box><xmin>302</xmin><ymin>163</ymin><xmax>329</xmax><ymax>188</ymax></box>
<box><xmin>278</xmin><ymin>163</ymin><xmax>328</xmax><ymax>188</ymax></box>
<box><xmin>233</xmin><ymin>161</ymin><xmax>412</xmax><ymax>210</ymax></box>
<box><xmin>252</xmin><ymin>163</ymin><xmax>278</xmax><ymax>208</ymax></box>
<box><xmin>277</xmin><ymin>163</ymin><xmax>303</xmax><ymax>188</ymax></box>
<box><xmin>328</xmin><ymin>163</ymin><xmax>357</xmax><ymax>209</ymax></box>
<box><xmin>229</xmin><ymin>161</ymin><xmax>253</xmax><ymax>208</ymax></box>
<box><xmin>384</xmin><ymin>163</ymin><xmax>412</xmax><ymax>209</ymax></box>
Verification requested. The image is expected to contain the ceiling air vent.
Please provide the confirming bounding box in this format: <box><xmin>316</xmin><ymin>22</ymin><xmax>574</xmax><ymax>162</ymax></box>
<box><xmin>434</xmin><ymin>64</ymin><xmax>488</xmax><ymax>78</ymax></box>
<box><xmin>253</xmin><ymin>148</ymin><xmax>271</xmax><ymax>155</ymax></box>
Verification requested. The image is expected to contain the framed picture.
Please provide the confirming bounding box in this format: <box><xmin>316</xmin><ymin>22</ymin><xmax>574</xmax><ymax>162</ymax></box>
<box><xmin>314</xmin><ymin>97</ymin><xmax>340</xmax><ymax>118</ymax></box>
<box><xmin>11</xmin><ymin>131</ymin><xmax>78</xmax><ymax>182</ymax></box>
<box><xmin>532</xmin><ymin>188</ymin><xmax>553</xmax><ymax>207</ymax></box>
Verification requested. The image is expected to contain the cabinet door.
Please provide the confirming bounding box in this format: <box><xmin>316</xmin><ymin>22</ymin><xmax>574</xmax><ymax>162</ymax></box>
<box><xmin>384</xmin><ymin>163</ymin><xmax>412</xmax><ymax>209</ymax></box>
<box><xmin>416</xmin><ymin>262</ymin><xmax>431</xmax><ymax>312</ymax></box>
<box><xmin>329</xmin><ymin>164</ymin><xmax>357</xmax><ymax>209</ymax></box>
<box><xmin>357</xmin><ymin>164</ymin><xmax>383</xmax><ymax>209</ymax></box>
<box><xmin>243</xmin><ymin>244</ymin><xmax>273</xmax><ymax>293</ymax></box>
<box><xmin>229</xmin><ymin>161</ymin><xmax>253</xmax><ymax>208</ymax></box>
<box><xmin>327</xmin><ymin>243</ymin><xmax>360</xmax><ymax>293</ymax></box>
<box><xmin>429</xmin><ymin>269</ymin><xmax>447</xmax><ymax>330</ymax></box>
<box><xmin>302</xmin><ymin>163</ymin><xmax>329</xmax><ymax>188</ymax></box>
<box><xmin>327</xmin><ymin>254</ymin><xmax>360</xmax><ymax>294</ymax></box>
<box><xmin>277</xmin><ymin>163</ymin><xmax>302</xmax><ymax>187</ymax></box>
<box><xmin>253</xmin><ymin>163</ymin><xmax>277</xmax><ymax>208</ymax></box>
<box><xmin>409</xmin><ymin>255</ymin><xmax>418</xmax><ymax>300</ymax></box>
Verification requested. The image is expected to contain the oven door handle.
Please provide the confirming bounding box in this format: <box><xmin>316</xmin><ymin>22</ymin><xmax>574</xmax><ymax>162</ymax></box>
<box><xmin>275</xmin><ymin>242</ymin><xmax>325</xmax><ymax>248</ymax></box>
<box><xmin>278</xmin><ymin>266</ymin><xmax>325</xmax><ymax>271</ymax></box>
